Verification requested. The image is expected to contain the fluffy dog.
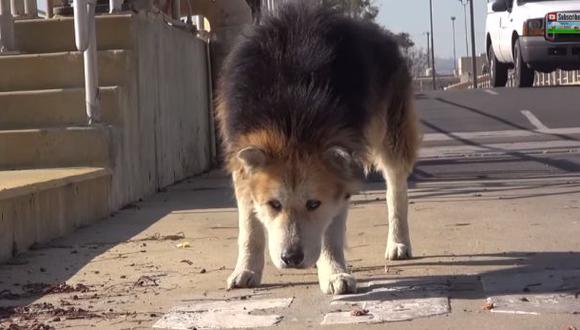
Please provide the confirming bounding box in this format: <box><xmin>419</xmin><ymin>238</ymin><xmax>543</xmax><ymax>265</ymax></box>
<box><xmin>216</xmin><ymin>2</ymin><xmax>419</xmax><ymax>295</ymax></box>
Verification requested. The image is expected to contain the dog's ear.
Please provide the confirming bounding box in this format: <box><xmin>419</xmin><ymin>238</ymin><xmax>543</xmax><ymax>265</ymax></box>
<box><xmin>324</xmin><ymin>146</ymin><xmax>360</xmax><ymax>179</ymax></box>
<box><xmin>237</xmin><ymin>146</ymin><xmax>267</xmax><ymax>172</ymax></box>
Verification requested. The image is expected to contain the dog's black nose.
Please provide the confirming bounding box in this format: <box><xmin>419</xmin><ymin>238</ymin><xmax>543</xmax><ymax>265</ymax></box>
<box><xmin>281</xmin><ymin>248</ymin><xmax>304</xmax><ymax>267</ymax></box>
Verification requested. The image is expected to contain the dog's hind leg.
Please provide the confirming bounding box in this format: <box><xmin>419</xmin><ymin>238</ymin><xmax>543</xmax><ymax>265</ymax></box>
<box><xmin>317</xmin><ymin>207</ymin><xmax>357</xmax><ymax>294</ymax></box>
<box><xmin>371</xmin><ymin>70</ymin><xmax>419</xmax><ymax>261</ymax></box>
<box><xmin>226</xmin><ymin>172</ymin><xmax>266</xmax><ymax>289</ymax></box>
<box><xmin>380</xmin><ymin>161</ymin><xmax>412</xmax><ymax>260</ymax></box>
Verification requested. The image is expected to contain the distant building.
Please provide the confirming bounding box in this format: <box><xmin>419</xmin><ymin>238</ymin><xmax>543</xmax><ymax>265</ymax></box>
<box><xmin>457</xmin><ymin>54</ymin><xmax>488</xmax><ymax>82</ymax></box>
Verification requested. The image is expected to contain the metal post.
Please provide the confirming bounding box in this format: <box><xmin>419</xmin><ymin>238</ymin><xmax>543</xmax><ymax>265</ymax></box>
<box><xmin>0</xmin><ymin>0</ymin><xmax>15</xmax><ymax>53</ymax></box>
<box><xmin>109</xmin><ymin>0</ymin><xmax>123</xmax><ymax>13</ymax></box>
<box><xmin>451</xmin><ymin>16</ymin><xmax>457</xmax><ymax>76</ymax></box>
<box><xmin>425</xmin><ymin>32</ymin><xmax>430</xmax><ymax>69</ymax></box>
<box><xmin>429</xmin><ymin>0</ymin><xmax>436</xmax><ymax>90</ymax></box>
<box><xmin>195</xmin><ymin>15</ymin><xmax>204</xmax><ymax>31</ymax></box>
<box><xmin>459</xmin><ymin>0</ymin><xmax>469</xmax><ymax>57</ymax></box>
<box><xmin>74</xmin><ymin>0</ymin><xmax>101</xmax><ymax>124</ymax></box>
<box><xmin>24</xmin><ymin>0</ymin><xmax>38</xmax><ymax>17</ymax></box>
<box><xmin>469</xmin><ymin>0</ymin><xmax>477</xmax><ymax>88</ymax></box>
<box><xmin>10</xmin><ymin>0</ymin><xmax>23</xmax><ymax>17</ymax></box>
<box><xmin>171</xmin><ymin>0</ymin><xmax>180</xmax><ymax>20</ymax></box>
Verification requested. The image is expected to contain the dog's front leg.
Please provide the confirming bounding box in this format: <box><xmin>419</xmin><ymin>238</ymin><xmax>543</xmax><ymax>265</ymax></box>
<box><xmin>226</xmin><ymin>173</ymin><xmax>265</xmax><ymax>289</ymax></box>
<box><xmin>316</xmin><ymin>208</ymin><xmax>356</xmax><ymax>295</ymax></box>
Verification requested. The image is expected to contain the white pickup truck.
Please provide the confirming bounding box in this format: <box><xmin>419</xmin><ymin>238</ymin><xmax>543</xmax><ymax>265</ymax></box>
<box><xmin>486</xmin><ymin>0</ymin><xmax>580</xmax><ymax>87</ymax></box>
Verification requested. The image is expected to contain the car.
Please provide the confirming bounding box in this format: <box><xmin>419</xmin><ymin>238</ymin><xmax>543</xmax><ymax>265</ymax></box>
<box><xmin>485</xmin><ymin>0</ymin><xmax>580</xmax><ymax>87</ymax></box>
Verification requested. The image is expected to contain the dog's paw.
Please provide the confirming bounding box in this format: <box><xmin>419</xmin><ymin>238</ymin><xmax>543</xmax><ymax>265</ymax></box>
<box><xmin>385</xmin><ymin>242</ymin><xmax>412</xmax><ymax>260</ymax></box>
<box><xmin>319</xmin><ymin>273</ymin><xmax>357</xmax><ymax>295</ymax></box>
<box><xmin>226</xmin><ymin>269</ymin><xmax>262</xmax><ymax>290</ymax></box>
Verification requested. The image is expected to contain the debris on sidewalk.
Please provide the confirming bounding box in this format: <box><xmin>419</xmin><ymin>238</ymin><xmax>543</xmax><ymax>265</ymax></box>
<box><xmin>0</xmin><ymin>302</ymin><xmax>101</xmax><ymax>329</ymax></box>
<box><xmin>176</xmin><ymin>242</ymin><xmax>191</xmax><ymax>248</ymax></box>
<box><xmin>350</xmin><ymin>307</ymin><xmax>370</xmax><ymax>316</ymax></box>
<box><xmin>482</xmin><ymin>299</ymin><xmax>495</xmax><ymax>311</ymax></box>
<box><xmin>134</xmin><ymin>232</ymin><xmax>186</xmax><ymax>242</ymax></box>
<box><xmin>44</xmin><ymin>283</ymin><xmax>90</xmax><ymax>295</ymax></box>
<box><xmin>133</xmin><ymin>276</ymin><xmax>159</xmax><ymax>287</ymax></box>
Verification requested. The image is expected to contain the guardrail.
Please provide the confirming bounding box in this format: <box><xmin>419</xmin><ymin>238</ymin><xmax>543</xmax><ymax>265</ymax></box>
<box><xmin>446</xmin><ymin>70</ymin><xmax>580</xmax><ymax>90</ymax></box>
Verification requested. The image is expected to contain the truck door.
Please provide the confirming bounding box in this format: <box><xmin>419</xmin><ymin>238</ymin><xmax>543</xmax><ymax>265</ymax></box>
<box><xmin>498</xmin><ymin>0</ymin><xmax>515</xmax><ymax>62</ymax></box>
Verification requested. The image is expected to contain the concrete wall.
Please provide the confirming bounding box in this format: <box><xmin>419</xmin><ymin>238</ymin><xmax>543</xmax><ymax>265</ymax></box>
<box><xmin>111</xmin><ymin>12</ymin><xmax>213</xmax><ymax>209</ymax></box>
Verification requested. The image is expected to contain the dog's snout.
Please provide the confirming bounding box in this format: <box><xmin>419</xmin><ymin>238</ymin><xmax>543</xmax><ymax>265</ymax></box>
<box><xmin>281</xmin><ymin>247</ymin><xmax>304</xmax><ymax>267</ymax></box>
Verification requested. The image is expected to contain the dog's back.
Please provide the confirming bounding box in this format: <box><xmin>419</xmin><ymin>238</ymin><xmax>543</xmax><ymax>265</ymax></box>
<box><xmin>217</xmin><ymin>2</ymin><xmax>411</xmax><ymax>168</ymax></box>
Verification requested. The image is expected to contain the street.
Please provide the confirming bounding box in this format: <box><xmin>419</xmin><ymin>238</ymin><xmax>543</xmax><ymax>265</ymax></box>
<box><xmin>1</xmin><ymin>87</ymin><xmax>580</xmax><ymax>329</ymax></box>
<box><xmin>416</xmin><ymin>87</ymin><xmax>580</xmax><ymax>182</ymax></box>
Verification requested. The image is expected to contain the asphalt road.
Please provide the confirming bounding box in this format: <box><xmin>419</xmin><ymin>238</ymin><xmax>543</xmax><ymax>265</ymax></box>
<box><xmin>414</xmin><ymin>86</ymin><xmax>580</xmax><ymax>182</ymax></box>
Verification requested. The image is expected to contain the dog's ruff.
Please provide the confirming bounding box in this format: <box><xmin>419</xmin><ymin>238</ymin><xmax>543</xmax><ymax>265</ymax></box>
<box><xmin>216</xmin><ymin>2</ymin><xmax>419</xmax><ymax>295</ymax></box>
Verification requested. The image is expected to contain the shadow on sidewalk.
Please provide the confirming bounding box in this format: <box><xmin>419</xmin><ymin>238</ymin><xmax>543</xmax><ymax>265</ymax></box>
<box><xmin>340</xmin><ymin>251</ymin><xmax>580</xmax><ymax>302</ymax></box>
<box><xmin>0</xmin><ymin>173</ymin><xmax>237</xmax><ymax>314</ymax></box>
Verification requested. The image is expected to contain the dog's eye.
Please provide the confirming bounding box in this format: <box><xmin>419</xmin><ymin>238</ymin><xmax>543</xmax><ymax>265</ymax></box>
<box><xmin>267</xmin><ymin>200</ymin><xmax>282</xmax><ymax>211</ymax></box>
<box><xmin>306</xmin><ymin>200</ymin><xmax>322</xmax><ymax>211</ymax></box>
<box><xmin>345</xmin><ymin>193</ymin><xmax>351</xmax><ymax>200</ymax></box>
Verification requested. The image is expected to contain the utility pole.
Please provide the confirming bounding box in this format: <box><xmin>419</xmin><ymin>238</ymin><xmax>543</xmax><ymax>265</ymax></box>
<box><xmin>451</xmin><ymin>16</ymin><xmax>457</xmax><ymax>76</ymax></box>
<box><xmin>429</xmin><ymin>0</ymin><xmax>436</xmax><ymax>90</ymax></box>
<box><xmin>469</xmin><ymin>0</ymin><xmax>478</xmax><ymax>88</ymax></box>
<box><xmin>425</xmin><ymin>31</ymin><xmax>430</xmax><ymax>69</ymax></box>
<box><xmin>459</xmin><ymin>0</ymin><xmax>469</xmax><ymax>57</ymax></box>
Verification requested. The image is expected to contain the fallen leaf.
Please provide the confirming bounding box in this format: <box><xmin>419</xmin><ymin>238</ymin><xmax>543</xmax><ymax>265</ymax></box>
<box><xmin>176</xmin><ymin>242</ymin><xmax>191</xmax><ymax>248</ymax></box>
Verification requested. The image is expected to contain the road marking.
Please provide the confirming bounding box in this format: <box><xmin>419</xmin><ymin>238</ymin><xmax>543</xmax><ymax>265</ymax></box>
<box><xmin>484</xmin><ymin>89</ymin><xmax>499</xmax><ymax>95</ymax></box>
<box><xmin>423</xmin><ymin>127</ymin><xmax>580</xmax><ymax>142</ymax></box>
<box><xmin>153</xmin><ymin>298</ymin><xmax>293</xmax><ymax>329</ymax></box>
<box><xmin>322</xmin><ymin>280</ymin><xmax>449</xmax><ymax>325</ymax></box>
<box><xmin>521</xmin><ymin>110</ymin><xmax>549</xmax><ymax>131</ymax></box>
<box><xmin>420</xmin><ymin>139</ymin><xmax>580</xmax><ymax>159</ymax></box>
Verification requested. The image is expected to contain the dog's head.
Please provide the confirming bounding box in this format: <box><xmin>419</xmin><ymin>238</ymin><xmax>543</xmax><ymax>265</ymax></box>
<box><xmin>235</xmin><ymin>145</ymin><xmax>360</xmax><ymax>269</ymax></box>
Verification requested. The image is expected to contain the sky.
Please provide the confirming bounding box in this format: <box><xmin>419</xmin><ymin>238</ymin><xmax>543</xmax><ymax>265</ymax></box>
<box><xmin>376</xmin><ymin>0</ymin><xmax>489</xmax><ymax>59</ymax></box>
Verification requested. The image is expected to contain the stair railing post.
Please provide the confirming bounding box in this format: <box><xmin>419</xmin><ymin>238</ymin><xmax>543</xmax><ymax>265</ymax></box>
<box><xmin>74</xmin><ymin>0</ymin><xmax>101</xmax><ymax>125</ymax></box>
<box><xmin>172</xmin><ymin>0</ymin><xmax>180</xmax><ymax>20</ymax></box>
<box><xmin>109</xmin><ymin>0</ymin><xmax>122</xmax><ymax>13</ymax></box>
<box><xmin>24</xmin><ymin>0</ymin><xmax>38</xmax><ymax>18</ymax></box>
<box><xmin>9</xmin><ymin>0</ymin><xmax>23</xmax><ymax>17</ymax></box>
<box><xmin>0</xmin><ymin>0</ymin><xmax>15</xmax><ymax>53</ymax></box>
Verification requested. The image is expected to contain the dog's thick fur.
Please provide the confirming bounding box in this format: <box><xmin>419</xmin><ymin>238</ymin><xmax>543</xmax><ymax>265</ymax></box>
<box><xmin>216</xmin><ymin>2</ymin><xmax>419</xmax><ymax>295</ymax></box>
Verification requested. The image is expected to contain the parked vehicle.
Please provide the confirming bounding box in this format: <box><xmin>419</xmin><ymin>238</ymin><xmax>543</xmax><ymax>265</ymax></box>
<box><xmin>485</xmin><ymin>0</ymin><xmax>580</xmax><ymax>87</ymax></box>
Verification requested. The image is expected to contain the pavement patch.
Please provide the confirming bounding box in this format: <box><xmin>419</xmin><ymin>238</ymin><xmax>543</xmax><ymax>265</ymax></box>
<box><xmin>321</xmin><ymin>280</ymin><xmax>449</xmax><ymax>325</ymax></box>
<box><xmin>488</xmin><ymin>294</ymin><xmax>580</xmax><ymax>315</ymax></box>
<box><xmin>152</xmin><ymin>297</ymin><xmax>293</xmax><ymax>329</ymax></box>
<box><xmin>482</xmin><ymin>270</ymin><xmax>580</xmax><ymax>315</ymax></box>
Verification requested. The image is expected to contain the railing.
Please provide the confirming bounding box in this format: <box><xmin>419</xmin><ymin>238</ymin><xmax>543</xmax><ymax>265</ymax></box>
<box><xmin>446</xmin><ymin>70</ymin><xmax>580</xmax><ymax>90</ymax></box>
<box><xmin>0</xmin><ymin>0</ymin><xmax>15</xmax><ymax>53</ymax></box>
<box><xmin>3</xmin><ymin>0</ymin><xmax>194</xmax><ymax>125</ymax></box>
<box><xmin>74</xmin><ymin>0</ymin><xmax>101</xmax><ymax>124</ymax></box>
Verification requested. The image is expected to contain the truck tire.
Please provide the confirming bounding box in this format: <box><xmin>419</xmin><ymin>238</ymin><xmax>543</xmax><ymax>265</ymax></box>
<box><xmin>489</xmin><ymin>44</ymin><xmax>508</xmax><ymax>87</ymax></box>
<box><xmin>514</xmin><ymin>40</ymin><xmax>535</xmax><ymax>88</ymax></box>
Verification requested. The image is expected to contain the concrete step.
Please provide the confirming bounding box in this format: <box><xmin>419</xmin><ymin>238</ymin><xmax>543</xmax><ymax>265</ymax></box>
<box><xmin>0</xmin><ymin>50</ymin><xmax>129</xmax><ymax>92</ymax></box>
<box><xmin>0</xmin><ymin>126</ymin><xmax>112</xmax><ymax>170</ymax></box>
<box><xmin>14</xmin><ymin>15</ymin><xmax>132</xmax><ymax>54</ymax></box>
<box><xmin>0</xmin><ymin>86</ymin><xmax>122</xmax><ymax>129</ymax></box>
<box><xmin>0</xmin><ymin>167</ymin><xmax>111</xmax><ymax>261</ymax></box>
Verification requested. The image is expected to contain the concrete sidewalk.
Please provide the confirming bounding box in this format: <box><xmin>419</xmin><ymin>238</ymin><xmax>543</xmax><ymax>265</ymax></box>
<box><xmin>1</xmin><ymin>170</ymin><xmax>579</xmax><ymax>329</ymax></box>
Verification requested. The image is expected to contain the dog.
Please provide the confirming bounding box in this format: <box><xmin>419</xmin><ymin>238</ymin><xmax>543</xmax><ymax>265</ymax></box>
<box><xmin>216</xmin><ymin>1</ymin><xmax>419</xmax><ymax>295</ymax></box>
